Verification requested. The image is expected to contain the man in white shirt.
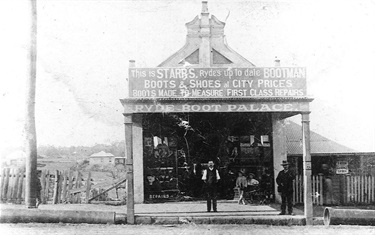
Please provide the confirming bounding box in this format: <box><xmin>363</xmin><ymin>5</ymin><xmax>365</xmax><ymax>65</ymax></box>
<box><xmin>202</xmin><ymin>161</ymin><xmax>221</xmax><ymax>212</ymax></box>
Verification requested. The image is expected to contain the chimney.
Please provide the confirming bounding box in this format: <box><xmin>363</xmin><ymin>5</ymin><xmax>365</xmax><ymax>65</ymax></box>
<box><xmin>201</xmin><ymin>1</ymin><xmax>209</xmax><ymax>14</ymax></box>
<box><xmin>129</xmin><ymin>60</ymin><xmax>136</xmax><ymax>68</ymax></box>
<box><xmin>274</xmin><ymin>57</ymin><xmax>280</xmax><ymax>67</ymax></box>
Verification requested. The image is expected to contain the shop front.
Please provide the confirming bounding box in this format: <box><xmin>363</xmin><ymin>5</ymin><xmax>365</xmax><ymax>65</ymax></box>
<box><xmin>121</xmin><ymin>1</ymin><xmax>314</xmax><ymax>224</ymax></box>
<box><xmin>121</xmin><ymin>66</ymin><xmax>312</xmax><ymax>204</ymax></box>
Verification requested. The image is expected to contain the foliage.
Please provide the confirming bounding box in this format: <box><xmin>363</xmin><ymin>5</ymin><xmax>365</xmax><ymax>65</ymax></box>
<box><xmin>37</xmin><ymin>141</ymin><xmax>126</xmax><ymax>159</ymax></box>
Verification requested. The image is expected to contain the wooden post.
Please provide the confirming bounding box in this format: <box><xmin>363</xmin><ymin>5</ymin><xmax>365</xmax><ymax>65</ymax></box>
<box><xmin>25</xmin><ymin>0</ymin><xmax>38</xmax><ymax>209</ymax></box>
<box><xmin>124</xmin><ymin>113</ymin><xmax>134</xmax><ymax>224</ymax></box>
<box><xmin>52</xmin><ymin>170</ymin><xmax>59</xmax><ymax>204</ymax></box>
<box><xmin>2</xmin><ymin>168</ymin><xmax>10</xmax><ymax>202</ymax></box>
<box><xmin>61</xmin><ymin>170</ymin><xmax>68</xmax><ymax>203</ymax></box>
<box><xmin>40</xmin><ymin>170</ymin><xmax>46</xmax><ymax>204</ymax></box>
<box><xmin>12</xmin><ymin>168</ymin><xmax>21</xmax><ymax>203</ymax></box>
<box><xmin>68</xmin><ymin>171</ymin><xmax>74</xmax><ymax>203</ymax></box>
<box><xmin>302</xmin><ymin>113</ymin><xmax>313</xmax><ymax>225</ymax></box>
<box><xmin>76</xmin><ymin>171</ymin><xmax>82</xmax><ymax>203</ymax></box>
<box><xmin>57</xmin><ymin>171</ymin><xmax>63</xmax><ymax>203</ymax></box>
<box><xmin>7</xmin><ymin>168</ymin><xmax>14</xmax><ymax>202</ymax></box>
<box><xmin>85</xmin><ymin>171</ymin><xmax>91</xmax><ymax>203</ymax></box>
<box><xmin>22</xmin><ymin>173</ymin><xmax>26</xmax><ymax>201</ymax></box>
<box><xmin>0</xmin><ymin>168</ymin><xmax>5</xmax><ymax>201</ymax></box>
<box><xmin>16</xmin><ymin>170</ymin><xmax>25</xmax><ymax>204</ymax></box>
<box><xmin>44</xmin><ymin>171</ymin><xmax>50</xmax><ymax>203</ymax></box>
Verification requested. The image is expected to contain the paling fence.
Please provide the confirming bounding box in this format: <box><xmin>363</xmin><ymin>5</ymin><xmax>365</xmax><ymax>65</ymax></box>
<box><xmin>0</xmin><ymin>168</ymin><xmax>125</xmax><ymax>205</ymax></box>
<box><xmin>344</xmin><ymin>175</ymin><xmax>375</xmax><ymax>204</ymax></box>
<box><xmin>293</xmin><ymin>175</ymin><xmax>324</xmax><ymax>205</ymax></box>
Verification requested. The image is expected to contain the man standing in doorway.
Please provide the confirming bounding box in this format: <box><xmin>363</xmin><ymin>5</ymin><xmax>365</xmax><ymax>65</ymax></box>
<box><xmin>202</xmin><ymin>160</ymin><xmax>220</xmax><ymax>212</ymax></box>
<box><xmin>276</xmin><ymin>160</ymin><xmax>295</xmax><ymax>215</ymax></box>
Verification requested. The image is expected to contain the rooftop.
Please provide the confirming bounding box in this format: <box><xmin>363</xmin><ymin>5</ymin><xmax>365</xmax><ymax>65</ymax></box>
<box><xmin>286</xmin><ymin>121</ymin><xmax>357</xmax><ymax>155</ymax></box>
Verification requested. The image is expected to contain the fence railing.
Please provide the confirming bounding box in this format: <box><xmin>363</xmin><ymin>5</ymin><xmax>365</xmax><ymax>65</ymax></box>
<box><xmin>293</xmin><ymin>175</ymin><xmax>324</xmax><ymax>205</ymax></box>
<box><xmin>0</xmin><ymin>168</ymin><xmax>100</xmax><ymax>204</ymax></box>
<box><xmin>345</xmin><ymin>175</ymin><xmax>375</xmax><ymax>204</ymax></box>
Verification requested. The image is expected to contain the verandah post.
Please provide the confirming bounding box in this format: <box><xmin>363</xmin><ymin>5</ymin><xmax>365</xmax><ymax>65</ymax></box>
<box><xmin>302</xmin><ymin>112</ymin><xmax>313</xmax><ymax>225</ymax></box>
<box><xmin>124</xmin><ymin>113</ymin><xmax>134</xmax><ymax>224</ymax></box>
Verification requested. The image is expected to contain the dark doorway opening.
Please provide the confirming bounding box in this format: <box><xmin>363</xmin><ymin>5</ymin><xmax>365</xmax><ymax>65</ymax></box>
<box><xmin>142</xmin><ymin>112</ymin><xmax>274</xmax><ymax>202</ymax></box>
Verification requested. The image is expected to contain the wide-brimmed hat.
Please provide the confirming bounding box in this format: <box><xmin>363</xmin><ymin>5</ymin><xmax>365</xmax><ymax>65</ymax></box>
<box><xmin>239</xmin><ymin>169</ymin><xmax>245</xmax><ymax>175</ymax></box>
<box><xmin>281</xmin><ymin>160</ymin><xmax>290</xmax><ymax>166</ymax></box>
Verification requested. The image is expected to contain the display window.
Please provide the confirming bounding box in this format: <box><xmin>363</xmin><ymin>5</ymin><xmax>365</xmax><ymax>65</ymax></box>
<box><xmin>142</xmin><ymin>112</ymin><xmax>275</xmax><ymax>202</ymax></box>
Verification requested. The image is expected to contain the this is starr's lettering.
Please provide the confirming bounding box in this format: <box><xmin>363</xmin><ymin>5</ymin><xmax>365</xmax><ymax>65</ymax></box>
<box><xmin>156</xmin><ymin>68</ymin><xmax>196</xmax><ymax>79</ymax></box>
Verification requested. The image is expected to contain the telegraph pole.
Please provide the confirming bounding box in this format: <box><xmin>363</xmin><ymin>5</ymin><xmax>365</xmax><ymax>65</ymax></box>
<box><xmin>25</xmin><ymin>0</ymin><xmax>38</xmax><ymax>208</ymax></box>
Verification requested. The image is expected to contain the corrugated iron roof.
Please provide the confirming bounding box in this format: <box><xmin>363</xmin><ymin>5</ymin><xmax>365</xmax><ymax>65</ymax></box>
<box><xmin>90</xmin><ymin>151</ymin><xmax>114</xmax><ymax>157</ymax></box>
<box><xmin>286</xmin><ymin>121</ymin><xmax>357</xmax><ymax>155</ymax></box>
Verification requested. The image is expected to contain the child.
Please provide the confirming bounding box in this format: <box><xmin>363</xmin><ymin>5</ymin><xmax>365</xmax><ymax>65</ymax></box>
<box><xmin>247</xmin><ymin>173</ymin><xmax>259</xmax><ymax>203</ymax></box>
<box><xmin>236</xmin><ymin>170</ymin><xmax>247</xmax><ymax>205</ymax></box>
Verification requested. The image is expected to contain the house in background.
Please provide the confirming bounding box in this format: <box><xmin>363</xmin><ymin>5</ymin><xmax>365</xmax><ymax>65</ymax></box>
<box><xmin>286</xmin><ymin>121</ymin><xmax>375</xmax><ymax>175</ymax></box>
<box><xmin>1</xmin><ymin>150</ymin><xmax>26</xmax><ymax>168</ymax></box>
<box><xmin>286</xmin><ymin>121</ymin><xmax>375</xmax><ymax>205</ymax></box>
<box><xmin>89</xmin><ymin>151</ymin><xmax>115</xmax><ymax>165</ymax></box>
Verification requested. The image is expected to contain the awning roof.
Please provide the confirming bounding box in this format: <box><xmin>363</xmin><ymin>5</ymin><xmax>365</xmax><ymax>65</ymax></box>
<box><xmin>286</xmin><ymin>121</ymin><xmax>357</xmax><ymax>155</ymax></box>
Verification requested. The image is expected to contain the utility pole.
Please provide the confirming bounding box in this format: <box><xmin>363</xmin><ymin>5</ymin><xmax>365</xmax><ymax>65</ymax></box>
<box><xmin>25</xmin><ymin>0</ymin><xmax>38</xmax><ymax>208</ymax></box>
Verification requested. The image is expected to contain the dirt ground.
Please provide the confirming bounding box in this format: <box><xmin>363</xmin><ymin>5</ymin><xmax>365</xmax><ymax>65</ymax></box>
<box><xmin>1</xmin><ymin>223</ymin><xmax>375</xmax><ymax>235</ymax></box>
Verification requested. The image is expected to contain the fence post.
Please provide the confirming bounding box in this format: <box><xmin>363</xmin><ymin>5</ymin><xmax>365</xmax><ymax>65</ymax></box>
<box><xmin>68</xmin><ymin>170</ymin><xmax>74</xmax><ymax>203</ymax></box>
<box><xmin>52</xmin><ymin>170</ymin><xmax>59</xmax><ymax>204</ymax></box>
<box><xmin>85</xmin><ymin>171</ymin><xmax>91</xmax><ymax>203</ymax></box>
<box><xmin>22</xmin><ymin>172</ymin><xmax>26</xmax><ymax>201</ymax></box>
<box><xmin>44</xmin><ymin>171</ymin><xmax>50</xmax><ymax>203</ymax></box>
<box><xmin>57</xmin><ymin>171</ymin><xmax>63</xmax><ymax>203</ymax></box>
<box><xmin>2</xmin><ymin>168</ymin><xmax>10</xmax><ymax>202</ymax></box>
<box><xmin>319</xmin><ymin>175</ymin><xmax>324</xmax><ymax>205</ymax></box>
<box><xmin>299</xmin><ymin>175</ymin><xmax>302</xmax><ymax>203</ymax></box>
<box><xmin>7</xmin><ymin>168</ymin><xmax>15</xmax><ymax>202</ymax></box>
<box><xmin>11</xmin><ymin>168</ymin><xmax>21</xmax><ymax>203</ymax></box>
<box><xmin>372</xmin><ymin>176</ymin><xmax>375</xmax><ymax>203</ymax></box>
<box><xmin>0</xmin><ymin>168</ymin><xmax>5</xmax><ymax>201</ymax></box>
<box><xmin>292</xmin><ymin>176</ymin><xmax>296</xmax><ymax>205</ymax></box>
<box><xmin>351</xmin><ymin>176</ymin><xmax>354</xmax><ymax>203</ymax></box>
<box><xmin>61</xmin><ymin>170</ymin><xmax>67</xmax><ymax>203</ymax></box>
<box><xmin>40</xmin><ymin>170</ymin><xmax>46</xmax><ymax>204</ymax></box>
<box><xmin>77</xmin><ymin>171</ymin><xmax>82</xmax><ymax>203</ymax></box>
<box><xmin>365</xmin><ymin>175</ymin><xmax>368</xmax><ymax>204</ymax></box>
<box><xmin>73</xmin><ymin>171</ymin><xmax>80</xmax><ymax>203</ymax></box>
<box><xmin>16</xmin><ymin>170</ymin><xmax>23</xmax><ymax>204</ymax></box>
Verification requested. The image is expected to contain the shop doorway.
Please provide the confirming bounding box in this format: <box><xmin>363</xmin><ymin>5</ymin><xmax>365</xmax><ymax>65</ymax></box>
<box><xmin>142</xmin><ymin>112</ymin><xmax>275</xmax><ymax>202</ymax></box>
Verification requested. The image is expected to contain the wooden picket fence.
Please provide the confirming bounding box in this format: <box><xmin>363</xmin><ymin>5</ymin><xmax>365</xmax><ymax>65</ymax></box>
<box><xmin>345</xmin><ymin>175</ymin><xmax>375</xmax><ymax>204</ymax></box>
<box><xmin>293</xmin><ymin>175</ymin><xmax>324</xmax><ymax>205</ymax></box>
<box><xmin>0</xmin><ymin>168</ymin><xmax>25</xmax><ymax>204</ymax></box>
<box><xmin>0</xmin><ymin>168</ymin><xmax>96</xmax><ymax>204</ymax></box>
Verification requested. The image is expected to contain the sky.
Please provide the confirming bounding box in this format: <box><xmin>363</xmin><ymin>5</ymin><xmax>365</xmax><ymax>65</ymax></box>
<box><xmin>0</xmin><ymin>0</ymin><xmax>374</xmax><ymax>156</ymax></box>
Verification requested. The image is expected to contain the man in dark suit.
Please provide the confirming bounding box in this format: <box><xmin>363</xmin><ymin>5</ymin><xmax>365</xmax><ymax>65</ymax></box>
<box><xmin>276</xmin><ymin>160</ymin><xmax>295</xmax><ymax>215</ymax></box>
<box><xmin>202</xmin><ymin>161</ymin><xmax>220</xmax><ymax>212</ymax></box>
